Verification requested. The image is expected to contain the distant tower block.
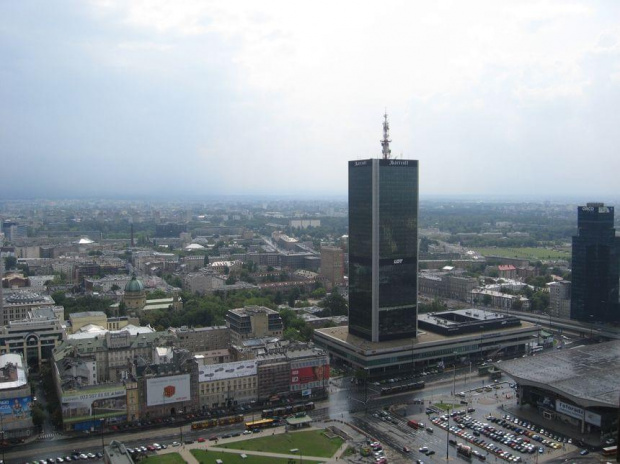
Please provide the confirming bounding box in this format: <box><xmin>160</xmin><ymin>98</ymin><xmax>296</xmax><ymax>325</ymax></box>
<box><xmin>570</xmin><ymin>203</ymin><xmax>620</xmax><ymax>323</ymax></box>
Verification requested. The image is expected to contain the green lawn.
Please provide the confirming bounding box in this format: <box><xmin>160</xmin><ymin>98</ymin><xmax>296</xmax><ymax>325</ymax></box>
<box><xmin>217</xmin><ymin>429</ymin><xmax>343</xmax><ymax>458</ymax></box>
<box><xmin>192</xmin><ymin>450</ymin><xmax>308</xmax><ymax>464</ymax></box>
<box><xmin>434</xmin><ymin>402</ymin><xmax>460</xmax><ymax>411</ymax></box>
<box><xmin>142</xmin><ymin>453</ymin><xmax>186</xmax><ymax>464</ymax></box>
<box><xmin>473</xmin><ymin>247</ymin><xmax>570</xmax><ymax>261</ymax></box>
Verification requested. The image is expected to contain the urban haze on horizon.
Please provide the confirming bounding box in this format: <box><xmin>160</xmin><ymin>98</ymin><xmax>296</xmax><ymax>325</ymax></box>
<box><xmin>2</xmin><ymin>1</ymin><xmax>620</xmax><ymax>199</ymax></box>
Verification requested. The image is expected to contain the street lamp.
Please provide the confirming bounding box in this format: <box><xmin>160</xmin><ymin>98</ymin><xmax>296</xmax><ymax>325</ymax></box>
<box><xmin>445</xmin><ymin>405</ymin><xmax>451</xmax><ymax>463</ymax></box>
<box><xmin>451</xmin><ymin>351</ymin><xmax>458</xmax><ymax>396</ymax></box>
<box><xmin>100</xmin><ymin>418</ymin><xmax>105</xmax><ymax>455</ymax></box>
<box><xmin>0</xmin><ymin>413</ymin><xmax>5</xmax><ymax>464</ymax></box>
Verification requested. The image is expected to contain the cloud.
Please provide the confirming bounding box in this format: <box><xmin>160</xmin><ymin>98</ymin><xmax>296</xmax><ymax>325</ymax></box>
<box><xmin>1</xmin><ymin>0</ymin><xmax>619</xmax><ymax>198</ymax></box>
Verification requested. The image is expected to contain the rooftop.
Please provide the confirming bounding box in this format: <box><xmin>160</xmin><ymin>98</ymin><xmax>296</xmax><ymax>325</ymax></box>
<box><xmin>0</xmin><ymin>353</ymin><xmax>28</xmax><ymax>390</ymax></box>
<box><xmin>497</xmin><ymin>340</ymin><xmax>620</xmax><ymax>408</ymax></box>
<box><xmin>316</xmin><ymin>318</ymin><xmax>536</xmax><ymax>356</ymax></box>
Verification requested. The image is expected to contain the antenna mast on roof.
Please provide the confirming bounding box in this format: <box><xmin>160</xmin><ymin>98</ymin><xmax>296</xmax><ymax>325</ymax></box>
<box><xmin>381</xmin><ymin>111</ymin><xmax>392</xmax><ymax>160</ymax></box>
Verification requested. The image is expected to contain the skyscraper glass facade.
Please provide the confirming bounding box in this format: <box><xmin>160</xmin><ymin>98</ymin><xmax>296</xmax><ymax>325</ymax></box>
<box><xmin>570</xmin><ymin>203</ymin><xmax>620</xmax><ymax>323</ymax></box>
<box><xmin>348</xmin><ymin>158</ymin><xmax>418</xmax><ymax>342</ymax></box>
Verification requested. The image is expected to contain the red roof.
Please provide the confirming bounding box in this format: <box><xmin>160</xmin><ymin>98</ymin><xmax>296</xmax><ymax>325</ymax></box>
<box><xmin>498</xmin><ymin>265</ymin><xmax>516</xmax><ymax>271</ymax></box>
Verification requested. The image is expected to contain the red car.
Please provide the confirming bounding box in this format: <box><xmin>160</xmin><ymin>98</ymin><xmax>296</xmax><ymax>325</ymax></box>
<box><xmin>197</xmin><ymin>437</ymin><xmax>206</xmax><ymax>443</ymax></box>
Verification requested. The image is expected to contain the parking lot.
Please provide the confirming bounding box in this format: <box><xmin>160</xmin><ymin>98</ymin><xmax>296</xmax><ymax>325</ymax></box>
<box><xmin>346</xmin><ymin>380</ymin><xmax>586</xmax><ymax>464</ymax></box>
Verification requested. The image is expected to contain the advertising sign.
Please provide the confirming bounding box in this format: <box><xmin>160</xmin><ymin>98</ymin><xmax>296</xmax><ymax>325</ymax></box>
<box><xmin>61</xmin><ymin>386</ymin><xmax>127</xmax><ymax>423</ymax></box>
<box><xmin>291</xmin><ymin>365</ymin><xmax>329</xmax><ymax>386</ymax></box>
<box><xmin>555</xmin><ymin>400</ymin><xmax>584</xmax><ymax>421</ymax></box>
<box><xmin>199</xmin><ymin>360</ymin><xmax>257</xmax><ymax>383</ymax></box>
<box><xmin>0</xmin><ymin>396</ymin><xmax>33</xmax><ymax>424</ymax></box>
<box><xmin>584</xmin><ymin>410</ymin><xmax>602</xmax><ymax>427</ymax></box>
<box><xmin>146</xmin><ymin>374</ymin><xmax>191</xmax><ymax>407</ymax></box>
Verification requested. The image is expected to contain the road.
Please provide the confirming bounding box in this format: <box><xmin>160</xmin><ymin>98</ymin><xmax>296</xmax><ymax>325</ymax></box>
<box><xmin>2</xmin><ymin>367</ymin><xmax>579</xmax><ymax>464</ymax></box>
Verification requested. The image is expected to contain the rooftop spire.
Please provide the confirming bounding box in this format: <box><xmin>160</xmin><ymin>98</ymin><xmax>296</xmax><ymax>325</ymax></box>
<box><xmin>381</xmin><ymin>111</ymin><xmax>392</xmax><ymax>160</ymax></box>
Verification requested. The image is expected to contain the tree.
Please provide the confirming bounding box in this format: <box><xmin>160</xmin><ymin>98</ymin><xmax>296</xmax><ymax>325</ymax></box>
<box><xmin>319</xmin><ymin>293</ymin><xmax>348</xmax><ymax>316</ymax></box>
<box><xmin>482</xmin><ymin>294</ymin><xmax>493</xmax><ymax>307</ymax></box>
<box><xmin>311</xmin><ymin>287</ymin><xmax>327</xmax><ymax>298</ymax></box>
<box><xmin>147</xmin><ymin>289</ymin><xmax>168</xmax><ymax>300</ymax></box>
<box><xmin>511</xmin><ymin>299</ymin><xmax>523</xmax><ymax>311</ymax></box>
<box><xmin>530</xmin><ymin>290</ymin><xmax>550</xmax><ymax>313</ymax></box>
<box><xmin>3</xmin><ymin>256</ymin><xmax>17</xmax><ymax>269</ymax></box>
<box><xmin>353</xmin><ymin>368</ymin><xmax>369</xmax><ymax>385</ymax></box>
<box><xmin>287</xmin><ymin>287</ymin><xmax>301</xmax><ymax>307</ymax></box>
<box><xmin>31</xmin><ymin>404</ymin><xmax>45</xmax><ymax>429</ymax></box>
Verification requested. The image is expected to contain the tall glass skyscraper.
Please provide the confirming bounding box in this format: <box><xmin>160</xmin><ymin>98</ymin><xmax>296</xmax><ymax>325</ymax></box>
<box><xmin>570</xmin><ymin>202</ymin><xmax>620</xmax><ymax>323</ymax></box>
<box><xmin>348</xmin><ymin>117</ymin><xmax>419</xmax><ymax>342</ymax></box>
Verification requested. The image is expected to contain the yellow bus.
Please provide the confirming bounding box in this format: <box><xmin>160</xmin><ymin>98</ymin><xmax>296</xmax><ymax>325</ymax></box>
<box><xmin>245</xmin><ymin>418</ymin><xmax>275</xmax><ymax>430</ymax></box>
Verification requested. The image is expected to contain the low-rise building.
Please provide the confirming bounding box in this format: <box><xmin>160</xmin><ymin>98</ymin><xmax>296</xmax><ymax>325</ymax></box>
<box><xmin>419</xmin><ymin>272</ymin><xmax>478</xmax><ymax>301</ymax></box>
<box><xmin>498</xmin><ymin>264</ymin><xmax>517</xmax><ymax>279</ymax></box>
<box><xmin>182</xmin><ymin>271</ymin><xmax>226</xmax><ymax>295</ymax></box>
<box><xmin>197</xmin><ymin>359</ymin><xmax>258</xmax><ymax>409</ymax></box>
<box><xmin>470</xmin><ymin>288</ymin><xmax>531</xmax><ymax>311</ymax></box>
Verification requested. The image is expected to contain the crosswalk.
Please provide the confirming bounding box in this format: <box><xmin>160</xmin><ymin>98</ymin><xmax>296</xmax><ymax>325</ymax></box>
<box><xmin>38</xmin><ymin>432</ymin><xmax>59</xmax><ymax>440</ymax></box>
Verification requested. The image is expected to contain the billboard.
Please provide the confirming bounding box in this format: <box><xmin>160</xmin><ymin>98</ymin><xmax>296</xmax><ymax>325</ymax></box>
<box><xmin>0</xmin><ymin>396</ymin><xmax>33</xmax><ymax>424</ymax></box>
<box><xmin>555</xmin><ymin>400</ymin><xmax>583</xmax><ymax>421</ymax></box>
<box><xmin>146</xmin><ymin>374</ymin><xmax>191</xmax><ymax>407</ymax></box>
<box><xmin>199</xmin><ymin>360</ymin><xmax>257</xmax><ymax>383</ymax></box>
<box><xmin>291</xmin><ymin>365</ymin><xmax>330</xmax><ymax>386</ymax></box>
<box><xmin>61</xmin><ymin>386</ymin><xmax>127</xmax><ymax>423</ymax></box>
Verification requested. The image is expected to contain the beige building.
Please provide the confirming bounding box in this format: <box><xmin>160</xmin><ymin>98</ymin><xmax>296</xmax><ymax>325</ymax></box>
<box><xmin>197</xmin><ymin>359</ymin><xmax>258</xmax><ymax>408</ymax></box>
<box><xmin>182</xmin><ymin>271</ymin><xmax>226</xmax><ymax>295</ymax></box>
<box><xmin>194</xmin><ymin>349</ymin><xmax>232</xmax><ymax>365</ymax></box>
<box><xmin>1</xmin><ymin>290</ymin><xmax>56</xmax><ymax>325</ymax></box>
<box><xmin>320</xmin><ymin>246</ymin><xmax>344</xmax><ymax>289</ymax></box>
<box><xmin>68</xmin><ymin>311</ymin><xmax>140</xmax><ymax>334</ymax></box>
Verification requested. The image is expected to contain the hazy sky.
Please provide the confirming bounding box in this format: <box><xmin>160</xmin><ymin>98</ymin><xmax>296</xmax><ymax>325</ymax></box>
<box><xmin>1</xmin><ymin>1</ymin><xmax>619</xmax><ymax>199</ymax></box>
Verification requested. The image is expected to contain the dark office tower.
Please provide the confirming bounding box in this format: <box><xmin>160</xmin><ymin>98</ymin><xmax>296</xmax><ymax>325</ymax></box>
<box><xmin>570</xmin><ymin>202</ymin><xmax>620</xmax><ymax>323</ymax></box>
<box><xmin>348</xmin><ymin>115</ymin><xmax>419</xmax><ymax>342</ymax></box>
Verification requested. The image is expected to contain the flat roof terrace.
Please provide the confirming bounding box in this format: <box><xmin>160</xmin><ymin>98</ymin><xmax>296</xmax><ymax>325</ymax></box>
<box><xmin>419</xmin><ymin>308</ymin><xmax>522</xmax><ymax>336</ymax></box>
<box><xmin>316</xmin><ymin>321</ymin><xmax>536</xmax><ymax>354</ymax></box>
<box><xmin>497</xmin><ymin>340</ymin><xmax>620</xmax><ymax>408</ymax></box>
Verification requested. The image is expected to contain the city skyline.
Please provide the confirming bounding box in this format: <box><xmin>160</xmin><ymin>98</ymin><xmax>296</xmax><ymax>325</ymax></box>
<box><xmin>2</xmin><ymin>1</ymin><xmax>620</xmax><ymax>199</ymax></box>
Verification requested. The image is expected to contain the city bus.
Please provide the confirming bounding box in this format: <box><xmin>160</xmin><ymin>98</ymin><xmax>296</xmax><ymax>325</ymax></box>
<box><xmin>245</xmin><ymin>418</ymin><xmax>276</xmax><ymax>430</ymax></box>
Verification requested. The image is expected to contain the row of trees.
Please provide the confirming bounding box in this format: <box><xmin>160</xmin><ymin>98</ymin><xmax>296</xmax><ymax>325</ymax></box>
<box><xmin>138</xmin><ymin>285</ymin><xmax>348</xmax><ymax>342</ymax></box>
